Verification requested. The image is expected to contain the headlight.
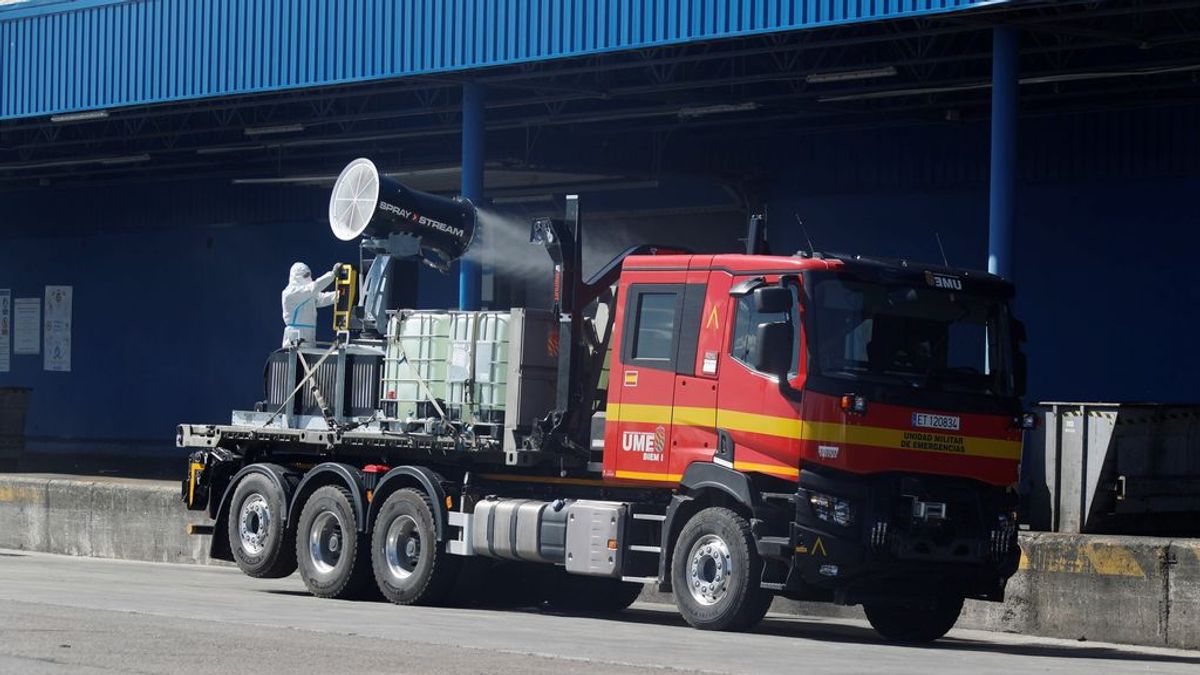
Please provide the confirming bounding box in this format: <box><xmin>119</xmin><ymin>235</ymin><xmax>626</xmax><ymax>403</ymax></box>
<box><xmin>809</xmin><ymin>492</ymin><xmax>853</xmax><ymax>527</ymax></box>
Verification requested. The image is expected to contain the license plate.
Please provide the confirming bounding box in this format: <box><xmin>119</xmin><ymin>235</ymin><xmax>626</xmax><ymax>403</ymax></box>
<box><xmin>911</xmin><ymin>412</ymin><xmax>960</xmax><ymax>431</ymax></box>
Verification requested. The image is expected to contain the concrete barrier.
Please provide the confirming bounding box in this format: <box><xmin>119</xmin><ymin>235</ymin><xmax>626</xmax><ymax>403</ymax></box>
<box><xmin>1</xmin><ymin>473</ymin><xmax>1197</xmax><ymax>649</ymax></box>
<box><xmin>0</xmin><ymin>474</ymin><xmax>210</xmax><ymax>565</ymax></box>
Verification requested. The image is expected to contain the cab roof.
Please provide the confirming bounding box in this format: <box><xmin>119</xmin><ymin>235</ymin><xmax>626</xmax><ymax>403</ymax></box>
<box><xmin>622</xmin><ymin>251</ymin><xmax>1014</xmax><ymax>296</ymax></box>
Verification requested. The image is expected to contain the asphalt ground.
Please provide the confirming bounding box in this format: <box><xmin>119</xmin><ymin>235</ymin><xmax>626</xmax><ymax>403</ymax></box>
<box><xmin>0</xmin><ymin>550</ymin><xmax>1197</xmax><ymax>674</ymax></box>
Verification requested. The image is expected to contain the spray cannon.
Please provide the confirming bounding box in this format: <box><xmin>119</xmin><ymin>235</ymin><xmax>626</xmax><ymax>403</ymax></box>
<box><xmin>326</xmin><ymin>158</ymin><xmax>479</xmax><ymax>335</ymax></box>
<box><xmin>328</xmin><ymin>158</ymin><xmax>478</xmax><ymax>272</ymax></box>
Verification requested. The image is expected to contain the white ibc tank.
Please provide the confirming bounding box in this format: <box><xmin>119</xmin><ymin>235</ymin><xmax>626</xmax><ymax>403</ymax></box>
<box><xmin>382</xmin><ymin>308</ymin><xmax>558</xmax><ymax>438</ymax></box>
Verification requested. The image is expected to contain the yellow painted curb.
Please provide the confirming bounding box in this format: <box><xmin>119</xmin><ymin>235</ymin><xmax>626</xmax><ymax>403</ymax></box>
<box><xmin>1021</xmin><ymin>542</ymin><xmax>1147</xmax><ymax>578</ymax></box>
<box><xmin>0</xmin><ymin>485</ymin><xmax>44</xmax><ymax>504</ymax></box>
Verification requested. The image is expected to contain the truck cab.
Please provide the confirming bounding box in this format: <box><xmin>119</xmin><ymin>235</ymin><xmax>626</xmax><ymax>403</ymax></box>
<box><xmin>604</xmin><ymin>252</ymin><xmax>1025</xmax><ymax>637</ymax></box>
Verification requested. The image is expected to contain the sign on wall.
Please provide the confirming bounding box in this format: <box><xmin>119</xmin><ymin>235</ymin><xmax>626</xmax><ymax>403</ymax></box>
<box><xmin>13</xmin><ymin>297</ymin><xmax>39</xmax><ymax>355</ymax></box>
<box><xmin>44</xmin><ymin>285</ymin><xmax>72</xmax><ymax>372</ymax></box>
<box><xmin>0</xmin><ymin>290</ymin><xmax>10</xmax><ymax>373</ymax></box>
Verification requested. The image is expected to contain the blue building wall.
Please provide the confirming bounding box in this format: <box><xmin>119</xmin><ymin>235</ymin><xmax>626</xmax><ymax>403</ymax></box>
<box><xmin>766</xmin><ymin>104</ymin><xmax>1200</xmax><ymax>405</ymax></box>
<box><xmin>2</xmin><ymin>104</ymin><xmax>1197</xmax><ymax>453</ymax></box>
<box><xmin>0</xmin><ymin>180</ymin><xmax>357</xmax><ymax>448</ymax></box>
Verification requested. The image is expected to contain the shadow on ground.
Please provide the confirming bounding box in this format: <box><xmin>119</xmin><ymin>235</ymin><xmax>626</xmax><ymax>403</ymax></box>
<box><xmin>252</xmin><ymin>584</ymin><xmax>1199</xmax><ymax>665</ymax></box>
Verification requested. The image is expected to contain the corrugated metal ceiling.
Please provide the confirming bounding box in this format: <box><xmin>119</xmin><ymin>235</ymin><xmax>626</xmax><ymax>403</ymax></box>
<box><xmin>0</xmin><ymin>0</ymin><xmax>1008</xmax><ymax>119</ymax></box>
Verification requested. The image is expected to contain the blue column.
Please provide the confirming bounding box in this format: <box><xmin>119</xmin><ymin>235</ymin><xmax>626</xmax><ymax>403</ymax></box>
<box><xmin>988</xmin><ymin>26</ymin><xmax>1018</xmax><ymax>279</ymax></box>
<box><xmin>459</xmin><ymin>82</ymin><xmax>485</xmax><ymax>310</ymax></box>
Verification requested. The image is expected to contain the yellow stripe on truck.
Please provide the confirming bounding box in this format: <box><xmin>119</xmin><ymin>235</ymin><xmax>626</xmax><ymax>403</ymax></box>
<box><xmin>614</xmin><ymin>469</ymin><xmax>683</xmax><ymax>482</ymax></box>
<box><xmin>607</xmin><ymin>403</ymin><xmax>1021</xmax><ymax>461</ymax></box>
<box><xmin>733</xmin><ymin>460</ymin><xmax>800</xmax><ymax>479</ymax></box>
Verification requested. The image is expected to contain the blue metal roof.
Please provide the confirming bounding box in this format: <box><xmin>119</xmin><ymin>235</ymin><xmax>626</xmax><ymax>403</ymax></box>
<box><xmin>1</xmin><ymin>0</ymin><xmax>1009</xmax><ymax>120</ymax></box>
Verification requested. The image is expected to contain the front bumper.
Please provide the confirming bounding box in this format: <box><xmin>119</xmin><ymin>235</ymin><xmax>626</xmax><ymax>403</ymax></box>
<box><xmin>787</xmin><ymin>467</ymin><xmax>1019</xmax><ymax>604</ymax></box>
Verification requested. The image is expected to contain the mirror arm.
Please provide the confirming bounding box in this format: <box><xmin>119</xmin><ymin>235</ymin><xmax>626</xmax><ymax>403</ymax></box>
<box><xmin>777</xmin><ymin>376</ymin><xmax>805</xmax><ymax>403</ymax></box>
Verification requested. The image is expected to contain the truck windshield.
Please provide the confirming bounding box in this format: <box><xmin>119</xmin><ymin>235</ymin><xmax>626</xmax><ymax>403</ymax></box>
<box><xmin>811</xmin><ymin>276</ymin><xmax>1012</xmax><ymax>396</ymax></box>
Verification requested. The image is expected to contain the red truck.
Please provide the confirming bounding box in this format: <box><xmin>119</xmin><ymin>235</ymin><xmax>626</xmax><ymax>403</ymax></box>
<box><xmin>181</xmin><ymin>158</ymin><xmax>1029</xmax><ymax>642</ymax></box>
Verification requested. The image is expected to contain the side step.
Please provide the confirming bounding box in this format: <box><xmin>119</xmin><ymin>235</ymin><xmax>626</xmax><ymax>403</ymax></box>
<box><xmin>756</xmin><ymin>536</ymin><xmax>792</xmax><ymax>560</ymax></box>
<box><xmin>186</xmin><ymin>523</ymin><xmax>215</xmax><ymax>536</ymax></box>
<box><xmin>621</xmin><ymin>576</ymin><xmax>659</xmax><ymax>585</ymax></box>
<box><xmin>632</xmin><ymin>513</ymin><xmax>666</xmax><ymax>522</ymax></box>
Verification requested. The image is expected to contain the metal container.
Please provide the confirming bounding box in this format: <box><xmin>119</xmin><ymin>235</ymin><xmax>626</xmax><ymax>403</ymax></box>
<box><xmin>503</xmin><ymin>308</ymin><xmax>558</xmax><ymax>451</ymax></box>
<box><xmin>1025</xmin><ymin>402</ymin><xmax>1200</xmax><ymax>535</ymax></box>
<box><xmin>265</xmin><ymin>346</ymin><xmax>382</xmax><ymax>422</ymax></box>
<box><xmin>565</xmin><ymin>500</ymin><xmax>626</xmax><ymax>577</ymax></box>
<box><xmin>470</xmin><ymin>498</ymin><xmax>559</xmax><ymax>563</ymax></box>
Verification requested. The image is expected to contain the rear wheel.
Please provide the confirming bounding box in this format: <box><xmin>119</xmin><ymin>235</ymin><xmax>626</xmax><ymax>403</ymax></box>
<box><xmin>671</xmin><ymin>507</ymin><xmax>773</xmax><ymax>631</ymax></box>
<box><xmin>227</xmin><ymin>473</ymin><xmax>296</xmax><ymax>579</ymax></box>
<box><xmin>295</xmin><ymin>485</ymin><xmax>371</xmax><ymax>599</ymax></box>
<box><xmin>863</xmin><ymin>595</ymin><xmax>964</xmax><ymax>643</ymax></box>
<box><xmin>370</xmin><ymin>488</ymin><xmax>459</xmax><ymax>605</ymax></box>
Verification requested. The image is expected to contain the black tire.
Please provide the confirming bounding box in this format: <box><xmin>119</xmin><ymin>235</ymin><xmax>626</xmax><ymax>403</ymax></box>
<box><xmin>671</xmin><ymin>506</ymin><xmax>773</xmax><ymax>631</ymax></box>
<box><xmin>295</xmin><ymin>485</ymin><xmax>372</xmax><ymax>599</ymax></box>
<box><xmin>371</xmin><ymin>488</ymin><xmax>460</xmax><ymax>606</ymax></box>
<box><xmin>863</xmin><ymin>595</ymin><xmax>964</xmax><ymax>643</ymax></box>
<box><xmin>226</xmin><ymin>472</ymin><xmax>296</xmax><ymax>579</ymax></box>
<box><xmin>542</xmin><ymin>569</ymin><xmax>645</xmax><ymax>613</ymax></box>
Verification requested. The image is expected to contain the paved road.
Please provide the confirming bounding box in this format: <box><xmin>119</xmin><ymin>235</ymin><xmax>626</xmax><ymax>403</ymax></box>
<box><xmin>0</xmin><ymin>551</ymin><xmax>1196</xmax><ymax>674</ymax></box>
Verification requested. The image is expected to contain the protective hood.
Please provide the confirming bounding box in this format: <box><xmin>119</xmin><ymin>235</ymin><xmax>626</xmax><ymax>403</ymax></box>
<box><xmin>288</xmin><ymin>262</ymin><xmax>312</xmax><ymax>287</ymax></box>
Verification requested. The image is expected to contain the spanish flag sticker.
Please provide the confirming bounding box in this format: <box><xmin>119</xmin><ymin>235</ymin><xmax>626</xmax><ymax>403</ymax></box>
<box><xmin>624</xmin><ymin>370</ymin><xmax>639</xmax><ymax>387</ymax></box>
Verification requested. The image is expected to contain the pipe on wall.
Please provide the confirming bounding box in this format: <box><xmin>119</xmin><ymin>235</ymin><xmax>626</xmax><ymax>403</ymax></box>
<box><xmin>459</xmin><ymin>81</ymin><xmax>485</xmax><ymax>310</ymax></box>
<box><xmin>988</xmin><ymin>25</ymin><xmax>1018</xmax><ymax>280</ymax></box>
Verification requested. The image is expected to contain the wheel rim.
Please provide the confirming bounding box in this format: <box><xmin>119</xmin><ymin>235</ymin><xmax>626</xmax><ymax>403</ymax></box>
<box><xmin>237</xmin><ymin>494</ymin><xmax>271</xmax><ymax>556</ymax></box>
<box><xmin>383</xmin><ymin>514</ymin><xmax>421</xmax><ymax>582</ymax></box>
<box><xmin>308</xmin><ymin>511</ymin><xmax>345</xmax><ymax>575</ymax></box>
<box><xmin>686</xmin><ymin>533</ymin><xmax>732</xmax><ymax>606</ymax></box>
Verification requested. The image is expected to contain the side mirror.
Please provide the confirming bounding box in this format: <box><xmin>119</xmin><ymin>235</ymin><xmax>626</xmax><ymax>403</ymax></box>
<box><xmin>754</xmin><ymin>321</ymin><xmax>793</xmax><ymax>377</ymax></box>
<box><xmin>754</xmin><ymin>286</ymin><xmax>792</xmax><ymax>314</ymax></box>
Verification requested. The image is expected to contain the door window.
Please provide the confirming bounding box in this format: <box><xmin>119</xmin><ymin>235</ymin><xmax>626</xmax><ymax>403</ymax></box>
<box><xmin>729</xmin><ymin>287</ymin><xmax>800</xmax><ymax>377</ymax></box>
<box><xmin>632</xmin><ymin>292</ymin><xmax>677</xmax><ymax>360</ymax></box>
<box><xmin>622</xmin><ymin>285</ymin><xmax>683</xmax><ymax>372</ymax></box>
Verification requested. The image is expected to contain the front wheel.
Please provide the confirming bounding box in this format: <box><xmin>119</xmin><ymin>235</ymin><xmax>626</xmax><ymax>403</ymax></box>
<box><xmin>863</xmin><ymin>595</ymin><xmax>964</xmax><ymax>643</ymax></box>
<box><xmin>671</xmin><ymin>507</ymin><xmax>772</xmax><ymax>631</ymax></box>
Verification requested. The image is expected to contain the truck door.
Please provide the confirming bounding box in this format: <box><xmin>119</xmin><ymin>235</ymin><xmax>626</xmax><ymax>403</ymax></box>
<box><xmin>667</xmin><ymin>261</ymin><xmax>721</xmax><ymax>478</ymax></box>
<box><xmin>714</xmin><ymin>277</ymin><xmax>804</xmax><ymax>481</ymax></box>
<box><xmin>604</xmin><ymin>277</ymin><xmax>692</xmax><ymax>482</ymax></box>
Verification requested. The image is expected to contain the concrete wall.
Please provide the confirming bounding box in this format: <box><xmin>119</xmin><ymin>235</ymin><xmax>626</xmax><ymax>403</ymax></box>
<box><xmin>0</xmin><ymin>474</ymin><xmax>211</xmax><ymax>564</ymax></box>
<box><xmin>2</xmin><ymin>472</ymin><xmax>1198</xmax><ymax>650</ymax></box>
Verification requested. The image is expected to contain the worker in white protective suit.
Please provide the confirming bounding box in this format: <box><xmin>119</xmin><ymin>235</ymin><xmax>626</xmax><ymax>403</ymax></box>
<box><xmin>281</xmin><ymin>262</ymin><xmax>338</xmax><ymax>347</ymax></box>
